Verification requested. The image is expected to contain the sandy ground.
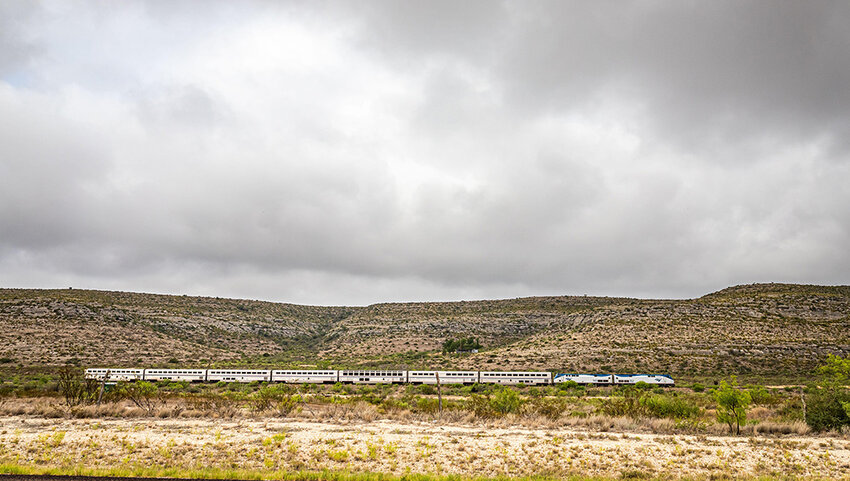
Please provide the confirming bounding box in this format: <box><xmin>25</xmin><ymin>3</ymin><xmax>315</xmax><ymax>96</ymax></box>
<box><xmin>0</xmin><ymin>416</ymin><xmax>849</xmax><ymax>479</ymax></box>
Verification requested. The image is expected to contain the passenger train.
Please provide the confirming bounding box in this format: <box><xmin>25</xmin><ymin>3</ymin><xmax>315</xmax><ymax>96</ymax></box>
<box><xmin>85</xmin><ymin>368</ymin><xmax>674</xmax><ymax>386</ymax></box>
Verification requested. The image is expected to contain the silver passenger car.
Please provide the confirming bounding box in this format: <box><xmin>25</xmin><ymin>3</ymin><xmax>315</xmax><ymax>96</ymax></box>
<box><xmin>85</xmin><ymin>368</ymin><xmax>144</xmax><ymax>381</ymax></box>
<box><xmin>338</xmin><ymin>370</ymin><xmax>405</xmax><ymax>384</ymax></box>
<box><xmin>407</xmin><ymin>371</ymin><xmax>478</xmax><ymax>384</ymax></box>
<box><xmin>272</xmin><ymin>370</ymin><xmax>338</xmax><ymax>383</ymax></box>
<box><xmin>144</xmin><ymin>369</ymin><xmax>206</xmax><ymax>382</ymax></box>
<box><xmin>479</xmin><ymin>371</ymin><xmax>552</xmax><ymax>385</ymax></box>
<box><xmin>206</xmin><ymin>369</ymin><xmax>270</xmax><ymax>383</ymax></box>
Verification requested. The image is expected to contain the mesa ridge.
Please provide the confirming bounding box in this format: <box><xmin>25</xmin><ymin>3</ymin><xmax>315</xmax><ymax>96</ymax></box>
<box><xmin>1</xmin><ymin>283</ymin><xmax>848</xmax><ymax>383</ymax></box>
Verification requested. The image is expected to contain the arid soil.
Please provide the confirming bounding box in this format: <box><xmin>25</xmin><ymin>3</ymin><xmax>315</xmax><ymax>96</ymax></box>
<box><xmin>1</xmin><ymin>416</ymin><xmax>848</xmax><ymax>479</ymax></box>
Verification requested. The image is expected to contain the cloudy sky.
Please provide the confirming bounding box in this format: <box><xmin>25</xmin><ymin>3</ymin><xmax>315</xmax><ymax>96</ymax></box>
<box><xmin>1</xmin><ymin>1</ymin><xmax>849</xmax><ymax>305</ymax></box>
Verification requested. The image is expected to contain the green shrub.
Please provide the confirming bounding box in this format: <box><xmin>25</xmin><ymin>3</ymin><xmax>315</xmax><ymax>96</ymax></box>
<box><xmin>467</xmin><ymin>394</ymin><xmax>493</xmax><ymax>418</ymax></box>
<box><xmin>249</xmin><ymin>384</ymin><xmax>294</xmax><ymax>412</ymax></box>
<box><xmin>601</xmin><ymin>388</ymin><xmax>643</xmax><ymax>417</ymax></box>
<box><xmin>602</xmin><ymin>388</ymin><xmax>699</xmax><ymax>419</ymax></box>
<box><xmin>692</xmin><ymin>383</ymin><xmax>705</xmax><ymax>393</ymax></box>
<box><xmin>641</xmin><ymin>394</ymin><xmax>700</xmax><ymax>419</ymax></box>
<box><xmin>528</xmin><ymin>397</ymin><xmax>569</xmax><ymax>420</ymax></box>
<box><xmin>120</xmin><ymin>381</ymin><xmax>164</xmax><ymax>415</ymax></box>
<box><xmin>805</xmin><ymin>388</ymin><xmax>850</xmax><ymax>432</ymax></box>
<box><xmin>804</xmin><ymin>354</ymin><xmax>850</xmax><ymax>432</ymax></box>
<box><xmin>490</xmin><ymin>387</ymin><xmax>523</xmax><ymax>415</ymax></box>
<box><xmin>748</xmin><ymin>386</ymin><xmax>775</xmax><ymax>405</ymax></box>
<box><xmin>460</xmin><ymin>383</ymin><xmax>490</xmax><ymax>394</ymax></box>
<box><xmin>558</xmin><ymin>380</ymin><xmax>579</xmax><ymax>391</ymax></box>
<box><xmin>415</xmin><ymin>384</ymin><xmax>436</xmax><ymax>395</ymax></box>
<box><xmin>276</xmin><ymin>394</ymin><xmax>301</xmax><ymax>416</ymax></box>
<box><xmin>414</xmin><ymin>397</ymin><xmax>439</xmax><ymax>414</ymax></box>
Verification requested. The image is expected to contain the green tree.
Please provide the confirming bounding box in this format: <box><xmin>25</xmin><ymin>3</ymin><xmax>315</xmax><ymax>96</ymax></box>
<box><xmin>818</xmin><ymin>354</ymin><xmax>850</xmax><ymax>384</ymax></box>
<box><xmin>713</xmin><ymin>377</ymin><xmax>751</xmax><ymax>435</ymax></box>
<box><xmin>442</xmin><ymin>336</ymin><xmax>482</xmax><ymax>353</ymax></box>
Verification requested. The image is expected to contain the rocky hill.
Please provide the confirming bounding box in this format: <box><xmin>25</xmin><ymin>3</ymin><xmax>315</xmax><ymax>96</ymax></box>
<box><xmin>1</xmin><ymin>284</ymin><xmax>848</xmax><ymax>382</ymax></box>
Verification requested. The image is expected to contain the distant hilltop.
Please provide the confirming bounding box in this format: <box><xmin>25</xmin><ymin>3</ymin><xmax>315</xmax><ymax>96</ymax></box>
<box><xmin>1</xmin><ymin>283</ymin><xmax>848</xmax><ymax>384</ymax></box>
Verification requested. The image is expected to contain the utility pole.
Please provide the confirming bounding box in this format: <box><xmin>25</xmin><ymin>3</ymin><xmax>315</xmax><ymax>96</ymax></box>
<box><xmin>436</xmin><ymin>371</ymin><xmax>443</xmax><ymax>418</ymax></box>
<box><xmin>97</xmin><ymin>370</ymin><xmax>110</xmax><ymax>406</ymax></box>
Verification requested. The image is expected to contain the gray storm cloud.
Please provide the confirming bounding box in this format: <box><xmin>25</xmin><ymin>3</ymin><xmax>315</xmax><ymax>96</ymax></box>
<box><xmin>1</xmin><ymin>1</ymin><xmax>848</xmax><ymax>305</ymax></box>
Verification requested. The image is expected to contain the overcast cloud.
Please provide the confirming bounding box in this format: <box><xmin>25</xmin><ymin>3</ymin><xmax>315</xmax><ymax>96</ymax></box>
<box><xmin>1</xmin><ymin>1</ymin><xmax>849</xmax><ymax>305</ymax></box>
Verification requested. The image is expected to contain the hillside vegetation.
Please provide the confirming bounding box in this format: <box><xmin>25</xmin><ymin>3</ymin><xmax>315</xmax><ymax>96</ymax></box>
<box><xmin>1</xmin><ymin>283</ymin><xmax>848</xmax><ymax>383</ymax></box>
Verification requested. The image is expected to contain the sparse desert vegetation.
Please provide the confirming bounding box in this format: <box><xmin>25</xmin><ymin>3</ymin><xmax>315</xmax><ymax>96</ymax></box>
<box><xmin>1</xmin><ymin>284</ymin><xmax>849</xmax><ymax>479</ymax></box>
<box><xmin>1</xmin><ymin>284</ymin><xmax>849</xmax><ymax>385</ymax></box>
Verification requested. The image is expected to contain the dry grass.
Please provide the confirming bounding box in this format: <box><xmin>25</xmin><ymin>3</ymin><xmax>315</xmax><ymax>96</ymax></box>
<box><xmin>0</xmin><ymin>412</ymin><xmax>848</xmax><ymax>479</ymax></box>
<box><xmin>751</xmin><ymin>420</ymin><xmax>810</xmax><ymax>436</ymax></box>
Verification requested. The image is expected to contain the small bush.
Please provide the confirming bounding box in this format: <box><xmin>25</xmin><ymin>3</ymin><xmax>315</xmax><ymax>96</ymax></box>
<box><xmin>414</xmin><ymin>397</ymin><xmax>439</xmax><ymax>414</ymax></box>
<box><xmin>602</xmin><ymin>388</ymin><xmax>699</xmax><ymax>420</ymax></box>
<box><xmin>466</xmin><ymin>394</ymin><xmax>491</xmax><ymax>418</ymax></box>
<box><xmin>415</xmin><ymin>384</ymin><xmax>436</xmax><ymax>395</ymax></box>
<box><xmin>748</xmin><ymin>386</ymin><xmax>775</xmax><ymax>405</ymax></box>
<box><xmin>120</xmin><ymin>381</ymin><xmax>165</xmax><ymax>416</ymax></box>
<box><xmin>184</xmin><ymin>393</ymin><xmax>239</xmax><ymax>418</ymax></box>
<box><xmin>490</xmin><ymin>387</ymin><xmax>523</xmax><ymax>415</ymax></box>
<box><xmin>558</xmin><ymin>380</ymin><xmax>579</xmax><ymax>391</ymax></box>
<box><xmin>641</xmin><ymin>394</ymin><xmax>700</xmax><ymax>419</ymax></box>
<box><xmin>527</xmin><ymin>396</ymin><xmax>569</xmax><ymax>420</ymax></box>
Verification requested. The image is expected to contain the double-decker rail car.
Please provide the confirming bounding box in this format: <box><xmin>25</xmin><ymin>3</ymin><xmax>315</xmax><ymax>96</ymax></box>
<box><xmin>554</xmin><ymin>373</ymin><xmax>613</xmax><ymax>385</ymax></box>
<box><xmin>272</xmin><ymin>370</ymin><xmax>338</xmax><ymax>384</ymax></box>
<box><xmin>85</xmin><ymin>368</ymin><xmax>144</xmax><ymax>381</ymax></box>
<box><xmin>407</xmin><ymin>371</ymin><xmax>478</xmax><ymax>385</ymax></box>
<box><xmin>613</xmin><ymin>374</ymin><xmax>675</xmax><ymax>386</ymax></box>
<box><xmin>143</xmin><ymin>369</ymin><xmax>206</xmax><ymax>382</ymax></box>
<box><xmin>206</xmin><ymin>369</ymin><xmax>270</xmax><ymax>383</ymax></box>
<box><xmin>338</xmin><ymin>370</ymin><xmax>405</xmax><ymax>384</ymax></box>
<box><xmin>479</xmin><ymin>371</ymin><xmax>552</xmax><ymax>385</ymax></box>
